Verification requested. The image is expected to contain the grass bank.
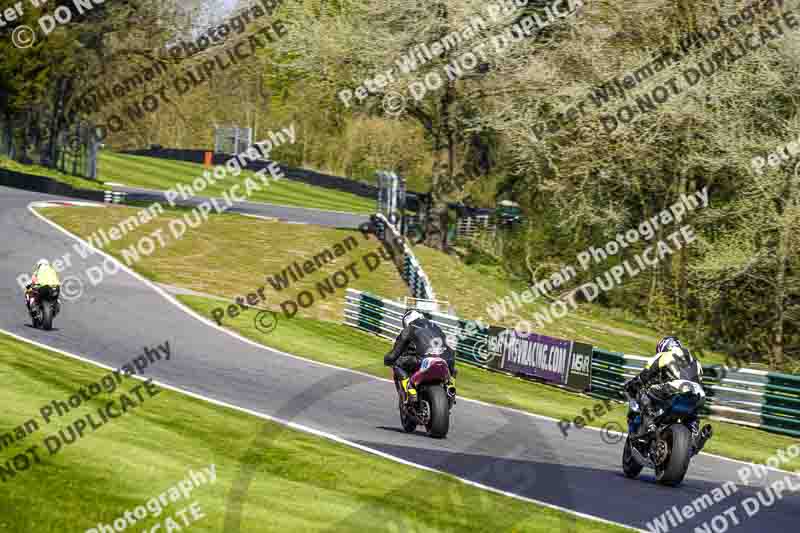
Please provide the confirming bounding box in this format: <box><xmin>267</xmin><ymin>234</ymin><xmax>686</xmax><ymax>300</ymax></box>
<box><xmin>0</xmin><ymin>155</ymin><xmax>108</xmax><ymax>191</ymax></box>
<box><xmin>40</xmin><ymin>205</ymin><xmax>408</xmax><ymax>323</ymax></box>
<box><xmin>413</xmin><ymin>244</ymin><xmax>757</xmax><ymax>369</ymax></box>
<box><xmin>0</xmin><ymin>332</ymin><xmax>629</xmax><ymax>533</ymax></box>
<box><xmin>97</xmin><ymin>152</ymin><xmax>375</xmax><ymax>213</ymax></box>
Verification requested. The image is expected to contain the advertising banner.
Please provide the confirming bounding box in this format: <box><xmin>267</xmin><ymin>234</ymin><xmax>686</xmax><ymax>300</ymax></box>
<box><xmin>475</xmin><ymin>325</ymin><xmax>505</xmax><ymax>371</ymax></box>
<box><xmin>565</xmin><ymin>341</ymin><xmax>593</xmax><ymax>392</ymax></box>
<box><xmin>498</xmin><ymin>330</ymin><xmax>573</xmax><ymax>384</ymax></box>
<box><xmin>445</xmin><ymin>315</ymin><xmax>594</xmax><ymax>387</ymax></box>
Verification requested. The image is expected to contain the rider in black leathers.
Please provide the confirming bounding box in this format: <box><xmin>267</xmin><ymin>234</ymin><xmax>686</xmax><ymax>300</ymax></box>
<box><xmin>384</xmin><ymin>309</ymin><xmax>456</xmax><ymax>404</ymax></box>
<box><xmin>624</xmin><ymin>336</ymin><xmax>704</xmax><ymax>439</ymax></box>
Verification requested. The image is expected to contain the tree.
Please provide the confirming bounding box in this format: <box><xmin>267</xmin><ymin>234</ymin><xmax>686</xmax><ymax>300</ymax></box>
<box><xmin>270</xmin><ymin>0</ymin><xmax>584</xmax><ymax>248</ymax></box>
<box><xmin>481</xmin><ymin>0</ymin><xmax>800</xmax><ymax>367</ymax></box>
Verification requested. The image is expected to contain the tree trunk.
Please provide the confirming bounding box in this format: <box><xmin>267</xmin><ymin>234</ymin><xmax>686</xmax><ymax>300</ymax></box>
<box><xmin>425</xmin><ymin>77</ymin><xmax>456</xmax><ymax>251</ymax></box>
<box><xmin>46</xmin><ymin>78</ymin><xmax>67</xmax><ymax>169</ymax></box>
<box><xmin>426</xmin><ymin>131</ymin><xmax>449</xmax><ymax>250</ymax></box>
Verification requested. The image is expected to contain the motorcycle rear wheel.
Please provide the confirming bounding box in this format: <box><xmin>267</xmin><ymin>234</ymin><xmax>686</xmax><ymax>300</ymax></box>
<box><xmin>41</xmin><ymin>301</ymin><xmax>54</xmax><ymax>331</ymax></box>
<box><xmin>424</xmin><ymin>386</ymin><xmax>450</xmax><ymax>438</ymax></box>
<box><xmin>656</xmin><ymin>424</ymin><xmax>692</xmax><ymax>486</ymax></box>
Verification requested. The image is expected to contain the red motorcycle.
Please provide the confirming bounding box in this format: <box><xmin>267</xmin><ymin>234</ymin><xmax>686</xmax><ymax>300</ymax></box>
<box><xmin>394</xmin><ymin>356</ymin><xmax>456</xmax><ymax>438</ymax></box>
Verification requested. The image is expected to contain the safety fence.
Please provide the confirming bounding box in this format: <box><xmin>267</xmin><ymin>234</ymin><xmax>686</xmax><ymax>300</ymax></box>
<box><xmin>370</xmin><ymin>214</ymin><xmax>436</xmax><ymax>301</ymax></box>
<box><xmin>343</xmin><ymin>289</ymin><xmax>800</xmax><ymax>437</ymax></box>
<box><xmin>103</xmin><ymin>191</ymin><xmax>126</xmax><ymax>204</ymax></box>
<box><xmin>344</xmin><ymin>289</ymin><xmax>592</xmax><ymax>392</ymax></box>
<box><xmin>0</xmin><ymin>167</ymin><xmax>106</xmax><ymax>201</ymax></box>
<box><xmin>454</xmin><ymin>214</ymin><xmax>495</xmax><ymax>240</ymax></box>
<box><xmin>591</xmin><ymin>349</ymin><xmax>800</xmax><ymax>437</ymax></box>
<box><xmin>0</xmin><ymin>167</ymin><xmax>131</xmax><ymax>206</ymax></box>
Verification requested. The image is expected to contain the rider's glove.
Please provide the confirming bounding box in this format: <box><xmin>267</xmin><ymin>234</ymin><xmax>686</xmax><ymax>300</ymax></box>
<box><xmin>624</xmin><ymin>376</ymin><xmax>643</xmax><ymax>396</ymax></box>
<box><xmin>383</xmin><ymin>353</ymin><xmax>394</xmax><ymax>367</ymax></box>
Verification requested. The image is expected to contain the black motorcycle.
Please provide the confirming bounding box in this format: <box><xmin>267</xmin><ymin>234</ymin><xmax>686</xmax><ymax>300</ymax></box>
<box><xmin>27</xmin><ymin>286</ymin><xmax>61</xmax><ymax>331</ymax></box>
<box><xmin>622</xmin><ymin>379</ymin><xmax>713</xmax><ymax>486</ymax></box>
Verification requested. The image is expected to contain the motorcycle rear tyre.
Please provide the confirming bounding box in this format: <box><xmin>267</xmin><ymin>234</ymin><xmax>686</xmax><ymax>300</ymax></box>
<box><xmin>41</xmin><ymin>301</ymin><xmax>54</xmax><ymax>331</ymax></box>
<box><xmin>656</xmin><ymin>424</ymin><xmax>691</xmax><ymax>486</ymax></box>
<box><xmin>424</xmin><ymin>386</ymin><xmax>450</xmax><ymax>438</ymax></box>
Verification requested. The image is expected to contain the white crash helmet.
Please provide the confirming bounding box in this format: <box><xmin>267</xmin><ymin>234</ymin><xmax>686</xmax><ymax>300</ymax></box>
<box><xmin>402</xmin><ymin>309</ymin><xmax>425</xmax><ymax>328</ymax></box>
<box><xmin>35</xmin><ymin>259</ymin><xmax>50</xmax><ymax>270</ymax></box>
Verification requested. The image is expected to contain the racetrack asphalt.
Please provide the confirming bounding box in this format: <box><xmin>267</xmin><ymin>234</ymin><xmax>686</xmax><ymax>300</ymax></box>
<box><xmin>1</xmin><ymin>185</ymin><xmax>797</xmax><ymax>533</ymax></box>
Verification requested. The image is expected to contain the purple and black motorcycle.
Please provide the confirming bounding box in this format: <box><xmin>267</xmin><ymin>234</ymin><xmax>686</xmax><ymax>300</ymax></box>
<box><xmin>393</xmin><ymin>356</ymin><xmax>456</xmax><ymax>438</ymax></box>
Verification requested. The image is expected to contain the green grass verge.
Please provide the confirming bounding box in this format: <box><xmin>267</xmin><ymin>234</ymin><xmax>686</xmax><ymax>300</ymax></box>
<box><xmin>97</xmin><ymin>152</ymin><xmax>375</xmax><ymax>213</ymax></box>
<box><xmin>0</xmin><ymin>332</ymin><xmax>629</xmax><ymax>533</ymax></box>
<box><xmin>0</xmin><ymin>155</ymin><xmax>108</xmax><ymax>192</ymax></box>
<box><xmin>38</xmin><ymin>205</ymin><xmax>409</xmax><ymax>323</ymax></box>
<box><xmin>177</xmin><ymin>294</ymin><xmax>800</xmax><ymax>472</ymax></box>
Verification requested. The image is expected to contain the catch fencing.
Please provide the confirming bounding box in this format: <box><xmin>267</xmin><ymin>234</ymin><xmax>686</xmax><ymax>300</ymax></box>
<box><xmin>344</xmin><ymin>289</ymin><xmax>800</xmax><ymax>438</ymax></box>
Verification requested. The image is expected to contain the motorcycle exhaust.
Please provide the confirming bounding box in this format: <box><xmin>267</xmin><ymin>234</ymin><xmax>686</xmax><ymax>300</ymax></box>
<box><xmin>630</xmin><ymin>444</ymin><xmax>655</xmax><ymax>468</ymax></box>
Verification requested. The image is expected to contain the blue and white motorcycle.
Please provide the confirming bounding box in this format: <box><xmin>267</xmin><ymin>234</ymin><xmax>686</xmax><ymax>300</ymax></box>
<box><xmin>622</xmin><ymin>379</ymin><xmax>713</xmax><ymax>486</ymax></box>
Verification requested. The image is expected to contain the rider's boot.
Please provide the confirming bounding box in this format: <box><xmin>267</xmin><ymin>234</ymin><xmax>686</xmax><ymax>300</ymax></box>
<box><xmin>447</xmin><ymin>376</ymin><xmax>456</xmax><ymax>396</ymax></box>
<box><xmin>694</xmin><ymin>424</ymin><xmax>713</xmax><ymax>453</ymax></box>
<box><xmin>26</xmin><ymin>292</ymin><xmax>38</xmax><ymax>318</ymax></box>
<box><xmin>627</xmin><ymin>409</ymin><xmax>641</xmax><ymax>436</ymax></box>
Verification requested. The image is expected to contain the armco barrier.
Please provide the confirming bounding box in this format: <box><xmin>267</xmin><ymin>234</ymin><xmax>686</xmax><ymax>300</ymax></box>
<box><xmin>103</xmin><ymin>191</ymin><xmax>126</xmax><ymax>204</ymax></box>
<box><xmin>345</xmin><ymin>289</ymin><xmax>800</xmax><ymax>437</ymax></box>
<box><xmin>371</xmin><ymin>214</ymin><xmax>436</xmax><ymax>301</ymax></box>
<box><xmin>591</xmin><ymin>349</ymin><xmax>800</xmax><ymax>437</ymax></box>
<box><xmin>0</xmin><ymin>167</ymin><xmax>107</xmax><ymax>202</ymax></box>
<box><xmin>344</xmin><ymin>289</ymin><xmax>499</xmax><ymax>370</ymax></box>
<box><xmin>344</xmin><ymin>289</ymin><xmax>589</xmax><ymax>390</ymax></box>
